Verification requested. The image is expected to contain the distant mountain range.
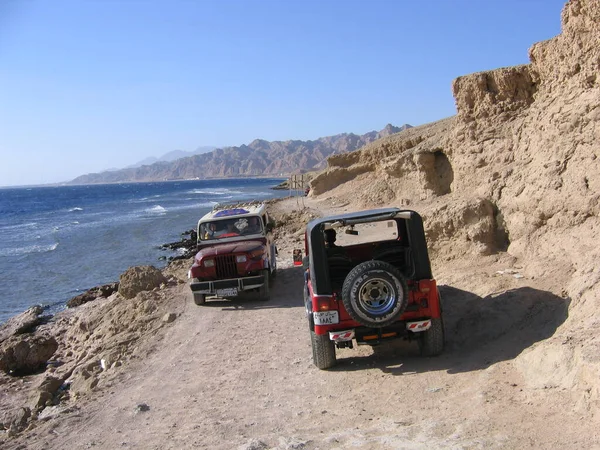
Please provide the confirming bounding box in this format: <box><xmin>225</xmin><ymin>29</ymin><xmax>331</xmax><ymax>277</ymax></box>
<box><xmin>127</xmin><ymin>146</ymin><xmax>217</xmax><ymax>168</ymax></box>
<box><xmin>69</xmin><ymin>124</ymin><xmax>412</xmax><ymax>184</ymax></box>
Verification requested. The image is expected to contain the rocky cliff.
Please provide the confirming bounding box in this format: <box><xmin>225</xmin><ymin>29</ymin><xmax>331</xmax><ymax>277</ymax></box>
<box><xmin>69</xmin><ymin>124</ymin><xmax>412</xmax><ymax>184</ymax></box>
<box><xmin>311</xmin><ymin>0</ymin><xmax>600</xmax><ymax>402</ymax></box>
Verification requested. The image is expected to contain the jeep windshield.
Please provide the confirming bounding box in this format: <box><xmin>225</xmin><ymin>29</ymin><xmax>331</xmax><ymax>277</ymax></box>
<box><xmin>199</xmin><ymin>216</ymin><xmax>263</xmax><ymax>240</ymax></box>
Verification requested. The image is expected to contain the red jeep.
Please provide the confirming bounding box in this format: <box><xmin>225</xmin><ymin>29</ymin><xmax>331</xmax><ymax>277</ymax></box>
<box><xmin>300</xmin><ymin>208</ymin><xmax>444</xmax><ymax>369</ymax></box>
<box><xmin>188</xmin><ymin>202</ymin><xmax>276</xmax><ymax>304</ymax></box>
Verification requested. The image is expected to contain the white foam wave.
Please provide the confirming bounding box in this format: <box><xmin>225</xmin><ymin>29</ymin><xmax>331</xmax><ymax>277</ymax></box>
<box><xmin>69</xmin><ymin>207</ymin><xmax>83</xmax><ymax>212</ymax></box>
<box><xmin>160</xmin><ymin>201</ymin><xmax>214</xmax><ymax>213</ymax></box>
<box><xmin>0</xmin><ymin>242</ymin><xmax>59</xmax><ymax>257</ymax></box>
<box><xmin>0</xmin><ymin>222</ymin><xmax>39</xmax><ymax>231</ymax></box>
<box><xmin>187</xmin><ymin>188</ymin><xmax>243</xmax><ymax>195</ymax></box>
<box><xmin>134</xmin><ymin>195</ymin><xmax>162</xmax><ymax>202</ymax></box>
<box><xmin>146</xmin><ymin>205</ymin><xmax>167</xmax><ymax>214</ymax></box>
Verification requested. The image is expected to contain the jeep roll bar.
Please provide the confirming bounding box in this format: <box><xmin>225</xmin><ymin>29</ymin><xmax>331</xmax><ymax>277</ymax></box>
<box><xmin>306</xmin><ymin>208</ymin><xmax>433</xmax><ymax>296</ymax></box>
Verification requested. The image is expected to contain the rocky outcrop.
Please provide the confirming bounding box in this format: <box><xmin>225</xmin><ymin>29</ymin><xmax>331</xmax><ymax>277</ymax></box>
<box><xmin>118</xmin><ymin>266</ymin><xmax>168</xmax><ymax>299</ymax></box>
<box><xmin>0</xmin><ymin>335</ymin><xmax>58</xmax><ymax>375</ymax></box>
<box><xmin>68</xmin><ymin>124</ymin><xmax>412</xmax><ymax>184</ymax></box>
<box><xmin>66</xmin><ymin>283</ymin><xmax>119</xmax><ymax>308</ymax></box>
<box><xmin>0</xmin><ymin>306</ymin><xmax>45</xmax><ymax>342</ymax></box>
<box><xmin>452</xmin><ymin>65</ymin><xmax>537</xmax><ymax>124</ymax></box>
<box><xmin>159</xmin><ymin>229</ymin><xmax>198</xmax><ymax>261</ymax></box>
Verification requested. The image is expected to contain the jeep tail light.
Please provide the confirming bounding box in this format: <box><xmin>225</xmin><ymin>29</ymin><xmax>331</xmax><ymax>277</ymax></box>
<box><xmin>203</xmin><ymin>259</ymin><xmax>215</xmax><ymax>268</ymax></box>
<box><xmin>315</xmin><ymin>296</ymin><xmax>335</xmax><ymax>311</ymax></box>
<box><xmin>236</xmin><ymin>255</ymin><xmax>247</xmax><ymax>263</ymax></box>
<box><xmin>418</xmin><ymin>280</ymin><xmax>434</xmax><ymax>293</ymax></box>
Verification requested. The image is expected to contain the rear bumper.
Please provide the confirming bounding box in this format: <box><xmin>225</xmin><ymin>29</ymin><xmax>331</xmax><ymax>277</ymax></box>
<box><xmin>316</xmin><ymin>318</ymin><xmax>434</xmax><ymax>344</ymax></box>
<box><xmin>190</xmin><ymin>274</ymin><xmax>264</xmax><ymax>294</ymax></box>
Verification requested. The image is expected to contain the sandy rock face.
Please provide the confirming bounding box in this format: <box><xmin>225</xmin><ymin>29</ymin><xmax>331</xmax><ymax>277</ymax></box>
<box><xmin>118</xmin><ymin>265</ymin><xmax>167</xmax><ymax>299</ymax></box>
<box><xmin>530</xmin><ymin>0</ymin><xmax>600</xmax><ymax>88</ymax></box>
<box><xmin>452</xmin><ymin>65</ymin><xmax>537</xmax><ymax>123</ymax></box>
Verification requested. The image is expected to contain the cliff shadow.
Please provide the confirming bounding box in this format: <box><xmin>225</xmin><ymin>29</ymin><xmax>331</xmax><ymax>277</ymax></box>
<box><xmin>332</xmin><ymin>285</ymin><xmax>570</xmax><ymax>374</ymax></box>
<box><xmin>200</xmin><ymin>264</ymin><xmax>305</xmax><ymax>310</ymax></box>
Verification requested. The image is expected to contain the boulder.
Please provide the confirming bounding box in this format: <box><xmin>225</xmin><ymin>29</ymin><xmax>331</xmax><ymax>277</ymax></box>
<box><xmin>0</xmin><ymin>334</ymin><xmax>58</xmax><ymax>375</ymax></box>
<box><xmin>66</xmin><ymin>282</ymin><xmax>119</xmax><ymax>307</ymax></box>
<box><xmin>0</xmin><ymin>306</ymin><xmax>44</xmax><ymax>343</ymax></box>
<box><xmin>118</xmin><ymin>265</ymin><xmax>167</xmax><ymax>299</ymax></box>
<box><xmin>0</xmin><ymin>407</ymin><xmax>31</xmax><ymax>433</ymax></box>
<box><xmin>31</xmin><ymin>375</ymin><xmax>64</xmax><ymax>410</ymax></box>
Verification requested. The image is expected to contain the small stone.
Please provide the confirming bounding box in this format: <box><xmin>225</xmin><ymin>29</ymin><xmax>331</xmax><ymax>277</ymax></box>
<box><xmin>162</xmin><ymin>313</ymin><xmax>177</xmax><ymax>323</ymax></box>
<box><xmin>135</xmin><ymin>403</ymin><xmax>150</xmax><ymax>413</ymax></box>
<box><xmin>238</xmin><ymin>439</ymin><xmax>268</xmax><ymax>450</ymax></box>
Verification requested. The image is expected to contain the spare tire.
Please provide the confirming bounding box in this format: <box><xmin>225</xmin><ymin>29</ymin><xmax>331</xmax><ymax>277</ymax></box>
<box><xmin>341</xmin><ymin>260</ymin><xmax>408</xmax><ymax>328</ymax></box>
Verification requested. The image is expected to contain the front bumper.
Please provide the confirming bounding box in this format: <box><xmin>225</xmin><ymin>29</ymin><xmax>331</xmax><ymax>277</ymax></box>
<box><xmin>190</xmin><ymin>274</ymin><xmax>265</xmax><ymax>294</ymax></box>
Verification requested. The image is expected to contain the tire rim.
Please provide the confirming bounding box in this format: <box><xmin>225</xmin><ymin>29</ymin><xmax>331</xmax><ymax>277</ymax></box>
<box><xmin>358</xmin><ymin>277</ymin><xmax>397</xmax><ymax>315</ymax></box>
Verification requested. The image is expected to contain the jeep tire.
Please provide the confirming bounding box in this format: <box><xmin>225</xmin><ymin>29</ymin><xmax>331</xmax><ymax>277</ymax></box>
<box><xmin>259</xmin><ymin>269</ymin><xmax>270</xmax><ymax>301</ymax></box>
<box><xmin>341</xmin><ymin>260</ymin><xmax>408</xmax><ymax>328</ymax></box>
<box><xmin>193</xmin><ymin>293</ymin><xmax>206</xmax><ymax>306</ymax></box>
<box><xmin>311</xmin><ymin>330</ymin><xmax>336</xmax><ymax>370</ymax></box>
<box><xmin>419</xmin><ymin>317</ymin><xmax>444</xmax><ymax>356</ymax></box>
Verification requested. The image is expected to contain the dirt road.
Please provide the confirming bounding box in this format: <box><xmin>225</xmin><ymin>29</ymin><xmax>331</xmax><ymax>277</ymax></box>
<box><xmin>4</xmin><ymin>198</ymin><xmax>598</xmax><ymax>449</ymax></box>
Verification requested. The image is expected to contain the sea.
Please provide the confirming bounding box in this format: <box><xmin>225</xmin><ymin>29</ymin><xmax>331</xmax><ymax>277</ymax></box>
<box><xmin>0</xmin><ymin>178</ymin><xmax>288</xmax><ymax>323</ymax></box>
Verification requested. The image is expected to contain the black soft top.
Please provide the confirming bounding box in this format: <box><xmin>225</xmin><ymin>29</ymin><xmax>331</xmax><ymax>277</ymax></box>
<box><xmin>306</xmin><ymin>208</ymin><xmax>433</xmax><ymax>295</ymax></box>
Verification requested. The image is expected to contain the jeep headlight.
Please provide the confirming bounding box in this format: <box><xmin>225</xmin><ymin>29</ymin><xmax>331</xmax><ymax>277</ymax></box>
<box><xmin>203</xmin><ymin>259</ymin><xmax>215</xmax><ymax>267</ymax></box>
<box><xmin>236</xmin><ymin>255</ymin><xmax>247</xmax><ymax>263</ymax></box>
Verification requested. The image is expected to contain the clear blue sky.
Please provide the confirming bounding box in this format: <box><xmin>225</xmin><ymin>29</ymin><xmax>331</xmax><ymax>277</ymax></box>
<box><xmin>0</xmin><ymin>0</ymin><xmax>565</xmax><ymax>186</ymax></box>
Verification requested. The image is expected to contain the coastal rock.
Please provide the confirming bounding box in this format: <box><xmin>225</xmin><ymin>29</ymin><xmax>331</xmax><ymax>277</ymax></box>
<box><xmin>160</xmin><ymin>229</ymin><xmax>198</xmax><ymax>261</ymax></box>
<box><xmin>0</xmin><ymin>306</ymin><xmax>44</xmax><ymax>343</ymax></box>
<box><xmin>66</xmin><ymin>282</ymin><xmax>119</xmax><ymax>308</ymax></box>
<box><xmin>0</xmin><ymin>407</ymin><xmax>31</xmax><ymax>433</ymax></box>
<box><xmin>0</xmin><ymin>335</ymin><xmax>58</xmax><ymax>375</ymax></box>
<box><xmin>118</xmin><ymin>266</ymin><xmax>168</xmax><ymax>299</ymax></box>
<box><xmin>31</xmin><ymin>375</ymin><xmax>65</xmax><ymax>410</ymax></box>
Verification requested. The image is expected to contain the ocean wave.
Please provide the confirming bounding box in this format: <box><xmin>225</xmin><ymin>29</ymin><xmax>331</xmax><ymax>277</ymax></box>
<box><xmin>132</xmin><ymin>195</ymin><xmax>162</xmax><ymax>203</ymax></box>
<box><xmin>0</xmin><ymin>242</ymin><xmax>59</xmax><ymax>257</ymax></box>
<box><xmin>158</xmin><ymin>201</ymin><xmax>214</xmax><ymax>213</ymax></box>
<box><xmin>68</xmin><ymin>207</ymin><xmax>83</xmax><ymax>212</ymax></box>
<box><xmin>146</xmin><ymin>205</ymin><xmax>167</xmax><ymax>214</ymax></box>
<box><xmin>187</xmin><ymin>188</ymin><xmax>243</xmax><ymax>195</ymax></box>
<box><xmin>0</xmin><ymin>222</ymin><xmax>39</xmax><ymax>231</ymax></box>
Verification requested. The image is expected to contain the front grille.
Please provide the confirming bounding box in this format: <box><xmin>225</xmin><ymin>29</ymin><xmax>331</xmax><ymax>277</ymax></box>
<box><xmin>215</xmin><ymin>255</ymin><xmax>238</xmax><ymax>279</ymax></box>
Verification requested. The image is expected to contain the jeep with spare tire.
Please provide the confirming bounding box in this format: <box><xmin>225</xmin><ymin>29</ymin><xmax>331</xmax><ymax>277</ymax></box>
<box><xmin>298</xmin><ymin>208</ymin><xmax>444</xmax><ymax>369</ymax></box>
<box><xmin>188</xmin><ymin>202</ymin><xmax>276</xmax><ymax>304</ymax></box>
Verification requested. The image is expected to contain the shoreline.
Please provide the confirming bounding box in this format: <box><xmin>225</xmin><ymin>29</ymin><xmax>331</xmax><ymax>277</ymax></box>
<box><xmin>0</xmin><ymin>179</ymin><xmax>290</xmax><ymax>325</ymax></box>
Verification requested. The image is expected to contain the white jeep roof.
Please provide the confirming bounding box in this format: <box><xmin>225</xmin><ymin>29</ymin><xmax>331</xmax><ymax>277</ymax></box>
<box><xmin>199</xmin><ymin>202</ymin><xmax>267</xmax><ymax>223</ymax></box>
